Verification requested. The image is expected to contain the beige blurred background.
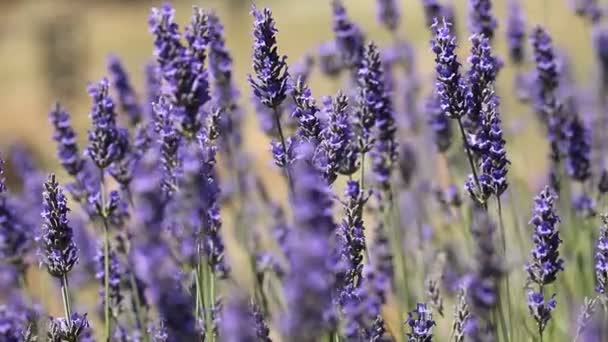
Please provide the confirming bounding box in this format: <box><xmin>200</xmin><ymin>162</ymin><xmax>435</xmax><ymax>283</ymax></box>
<box><xmin>0</xmin><ymin>0</ymin><xmax>596</xmax><ymax>181</ymax></box>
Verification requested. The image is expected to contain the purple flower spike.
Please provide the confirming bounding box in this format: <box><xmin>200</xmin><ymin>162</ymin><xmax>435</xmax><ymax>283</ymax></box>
<box><xmin>149</xmin><ymin>4</ymin><xmax>210</xmax><ymax>137</ymax></box>
<box><xmin>526</xmin><ymin>186</ymin><xmax>564</xmax><ymax>286</ymax></box>
<box><xmin>94</xmin><ymin>245</ymin><xmax>123</xmax><ymax>315</ymax></box>
<box><xmin>49</xmin><ymin>104</ymin><xmax>85</xmax><ymax>177</ymax></box>
<box><xmin>595</xmin><ymin>215</ymin><xmax>608</xmax><ymax>295</ymax></box>
<box><xmin>431</xmin><ymin>18</ymin><xmax>466</xmax><ymax>119</ymax></box>
<box><xmin>359</xmin><ymin>43</ymin><xmax>397</xmax><ymax>191</ymax></box>
<box><xmin>565</xmin><ymin>115</ymin><xmax>591</xmax><ymax>182</ymax></box>
<box><xmin>249</xmin><ymin>5</ymin><xmax>290</xmax><ymax>110</ymax></box>
<box><xmin>332</xmin><ymin>0</ymin><xmax>365</xmax><ymax>69</ymax></box>
<box><xmin>107</xmin><ymin>54</ymin><xmax>142</xmax><ymax>125</ymax></box>
<box><xmin>291</xmin><ymin>76</ymin><xmax>322</xmax><ymax>142</ymax></box>
<box><xmin>207</xmin><ymin>12</ymin><xmax>243</xmax><ymax>149</ymax></box>
<box><xmin>153</xmin><ymin>96</ymin><xmax>182</xmax><ymax>199</ymax></box>
<box><xmin>0</xmin><ymin>157</ymin><xmax>32</xmax><ymax>269</ymax></box>
<box><xmin>86</xmin><ymin>78</ymin><xmax>128</xmax><ymax>170</ymax></box>
<box><xmin>468</xmin><ymin>0</ymin><xmax>497</xmax><ymax>41</ymax></box>
<box><xmin>39</xmin><ymin>174</ymin><xmax>78</xmax><ymax>278</ymax></box>
<box><xmin>426</xmin><ymin>93</ymin><xmax>452</xmax><ymax>153</ymax></box>
<box><xmin>506</xmin><ymin>0</ymin><xmax>526</xmax><ymax>64</ymax></box>
<box><xmin>283</xmin><ymin>152</ymin><xmax>336</xmax><ymax>340</ymax></box>
<box><xmin>318</xmin><ymin>92</ymin><xmax>355</xmax><ymax>183</ymax></box>
<box><xmin>465</xmin><ymin>34</ymin><xmax>501</xmax><ymax>134</ymax></box>
<box><xmin>376</xmin><ymin>0</ymin><xmax>400</xmax><ymax>32</ymax></box>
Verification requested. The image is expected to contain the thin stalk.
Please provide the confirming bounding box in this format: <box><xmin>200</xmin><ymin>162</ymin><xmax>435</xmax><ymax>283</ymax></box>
<box><xmin>128</xmin><ymin>273</ymin><xmax>148</xmax><ymax>342</ymax></box>
<box><xmin>121</xmin><ymin>235</ymin><xmax>149</xmax><ymax>342</ymax></box>
<box><xmin>384</xmin><ymin>190</ymin><xmax>407</xmax><ymax>335</ymax></box>
<box><xmin>272</xmin><ymin>106</ymin><xmax>294</xmax><ymax>192</ymax></box>
<box><xmin>497</xmin><ymin>196</ymin><xmax>513</xmax><ymax>342</ymax></box>
<box><xmin>456</xmin><ymin>117</ymin><xmax>481</xmax><ymax>191</ymax></box>
<box><xmin>360</xmin><ymin>152</ymin><xmax>366</xmax><ymax>190</ymax></box>
<box><xmin>99</xmin><ymin>171</ymin><xmax>112</xmax><ymax>341</ymax></box>
<box><xmin>60</xmin><ymin>274</ymin><xmax>72</xmax><ymax>329</ymax></box>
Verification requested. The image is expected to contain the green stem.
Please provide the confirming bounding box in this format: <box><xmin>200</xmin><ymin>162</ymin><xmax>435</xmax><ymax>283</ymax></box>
<box><xmin>99</xmin><ymin>171</ymin><xmax>112</xmax><ymax>341</ymax></box>
<box><xmin>456</xmin><ymin>117</ymin><xmax>481</xmax><ymax>192</ymax></box>
<box><xmin>496</xmin><ymin>197</ymin><xmax>513</xmax><ymax>342</ymax></box>
<box><xmin>360</xmin><ymin>152</ymin><xmax>366</xmax><ymax>190</ymax></box>
<box><xmin>60</xmin><ymin>274</ymin><xmax>72</xmax><ymax>329</ymax></box>
<box><xmin>128</xmin><ymin>273</ymin><xmax>148</xmax><ymax>342</ymax></box>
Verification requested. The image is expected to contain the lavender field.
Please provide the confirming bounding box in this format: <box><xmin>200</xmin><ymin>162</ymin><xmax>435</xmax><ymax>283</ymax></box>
<box><xmin>1</xmin><ymin>0</ymin><xmax>608</xmax><ymax>341</ymax></box>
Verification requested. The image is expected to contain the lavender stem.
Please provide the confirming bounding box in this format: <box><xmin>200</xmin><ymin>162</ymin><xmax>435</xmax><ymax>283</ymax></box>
<box><xmin>60</xmin><ymin>274</ymin><xmax>72</xmax><ymax>329</ymax></box>
<box><xmin>456</xmin><ymin>117</ymin><xmax>481</xmax><ymax>194</ymax></box>
<box><xmin>99</xmin><ymin>171</ymin><xmax>112</xmax><ymax>341</ymax></box>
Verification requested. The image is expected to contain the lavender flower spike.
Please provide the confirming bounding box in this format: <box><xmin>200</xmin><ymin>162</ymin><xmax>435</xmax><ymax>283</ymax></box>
<box><xmin>506</xmin><ymin>0</ymin><xmax>526</xmax><ymax>64</ymax></box>
<box><xmin>426</xmin><ymin>93</ymin><xmax>452</xmax><ymax>153</ymax></box>
<box><xmin>107</xmin><ymin>54</ymin><xmax>142</xmax><ymax>125</ymax></box>
<box><xmin>431</xmin><ymin>18</ymin><xmax>466</xmax><ymax>119</ymax></box>
<box><xmin>376</xmin><ymin>0</ymin><xmax>400</xmax><ymax>32</ymax></box>
<box><xmin>526</xmin><ymin>186</ymin><xmax>564</xmax><ymax>285</ymax></box>
<box><xmin>595</xmin><ymin>214</ymin><xmax>608</xmax><ymax>295</ymax></box>
<box><xmin>359</xmin><ymin>42</ymin><xmax>397</xmax><ymax>191</ymax></box>
<box><xmin>406</xmin><ymin>303</ymin><xmax>436</xmax><ymax>341</ymax></box>
<box><xmin>86</xmin><ymin>78</ymin><xmax>127</xmax><ymax>170</ymax></box>
<box><xmin>248</xmin><ymin>5</ymin><xmax>290</xmax><ymax>110</ymax></box>
<box><xmin>291</xmin><ymin>76</ymin><xmax>322</xmax><ymax>142</ymax></box>
<box><xmin>49</xmin><ymin>104</ymin><xmax>84</xmax><ymax>177</ymax></box>
<box><xmin>332</xmin><ymin>0</ymin><xmax>365</xmax><ymax>69</ymax></box>
<box><xmin>153</xmin><ymin>96</ymin><xmax>182</xmax><ymax>198</ymax></box>
<box><xmin>0</xmin><ymin>157</ymin><xmax>32</xmax><ymax>268</ymax></box>
<box><xmin>468</xmin><ymin>0</ymin><xmax>497</xmax><ymax>41</ymax></box>
<box><xmin>40</xmin><ymin>174</ymin><xmax>78</xmax><ymax>278</ymax></box>
<box><xmin>95</xmin><ymin>245</ymin><xmax>123</xmax><ymax>315</ymax></box>
<box><xmin>565</xmin><ymin>115</ymin><xmax>591</xmax><ymax>182</ymax></box>
<box><xmin>464</xmin><ymin>34</ymin><xmax>500</xmax><ymax>134</ymax></box>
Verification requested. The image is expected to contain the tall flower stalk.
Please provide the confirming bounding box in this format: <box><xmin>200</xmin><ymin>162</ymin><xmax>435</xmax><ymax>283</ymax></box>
<box><xmin>249</xmin><ymin>5</ymin><xmax>293</xmax><ymax>191</ymax></box>
<box><xmin>86</xmin><ymin>78</ymin><xmax>126</xmax><ymax>340</ymax></box>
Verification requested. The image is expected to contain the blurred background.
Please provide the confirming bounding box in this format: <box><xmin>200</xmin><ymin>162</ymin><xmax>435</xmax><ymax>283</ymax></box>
<box><xmin>0</xmin><ymin>0</ymin><xmax>597</xmax><ymax>181</ymax></box>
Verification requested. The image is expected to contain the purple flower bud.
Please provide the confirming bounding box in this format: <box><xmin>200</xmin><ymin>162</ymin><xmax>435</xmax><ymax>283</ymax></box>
<box><xmin>526</xmin><ymin>186</ymin><xmax>564</xmax><ymax>286</ymax></box>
